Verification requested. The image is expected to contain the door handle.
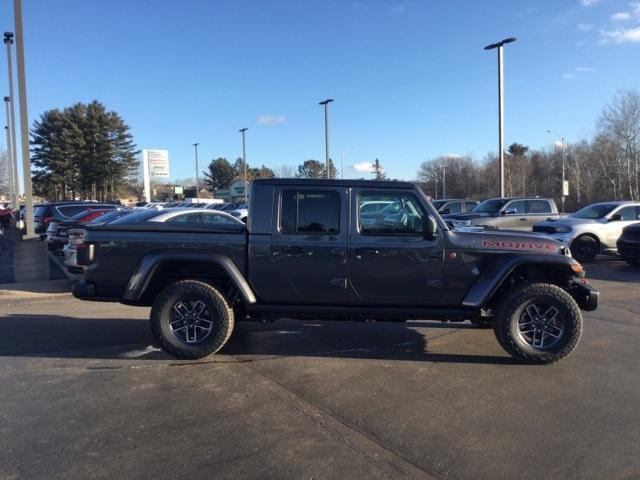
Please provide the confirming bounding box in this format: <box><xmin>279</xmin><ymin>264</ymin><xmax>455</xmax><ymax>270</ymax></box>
<box><xmin>354</xmin><ymin>247</ymin><xmax>379</xmax><ymax>255</ymax></box>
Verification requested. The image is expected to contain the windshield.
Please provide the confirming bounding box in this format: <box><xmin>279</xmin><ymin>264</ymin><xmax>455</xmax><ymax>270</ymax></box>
<box><xmin>470</xmin><ymin>199</ymin><xmax>507</xmax><ymax>214</ymax></box>
<box><xmin>571</xmin><ymin>203</ymin><xmax>617</xmax><ymax>219</ymax></box>
<box><xmin>88</xmin><ymin>209</ymin><xmax>131</xmax><ymax>224</ymax></box>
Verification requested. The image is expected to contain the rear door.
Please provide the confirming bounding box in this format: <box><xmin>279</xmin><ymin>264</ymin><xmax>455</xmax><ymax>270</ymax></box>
<box><xmin>527</xmin><ymin>199</ymin><xmax>554</xmax><ymax>228</ymax></box>
<box><xmin>269</xmin><ymin>187</ymin><xmax>349</xmax><ymax>302</ymax></box>
<box><xmin>349</xmin><ymin>189</ymin><xmax>444</xmax><ymax>305</ymax></box>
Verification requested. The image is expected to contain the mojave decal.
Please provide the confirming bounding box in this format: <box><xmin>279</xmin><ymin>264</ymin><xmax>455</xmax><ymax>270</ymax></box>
<box><xmin>481</xmin><ymin>240</ymin><xmax>556</xmax><ymax>251</ymax></box>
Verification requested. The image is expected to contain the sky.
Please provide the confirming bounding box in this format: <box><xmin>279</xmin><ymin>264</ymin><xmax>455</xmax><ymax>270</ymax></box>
<box><xmin>4</xmin><ymin>0</ymin><xmax>640</xmax><ymax>183</ymax></box>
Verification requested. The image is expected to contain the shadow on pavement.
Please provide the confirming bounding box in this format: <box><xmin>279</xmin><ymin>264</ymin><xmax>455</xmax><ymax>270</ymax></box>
<box><xmin>0</xmin><ymin>313</ymin><xmax>516</xmax><ymax>365</ymax></box>
<box><xmin>585</xmin><ymin>260</ymin><xmax>640</xmax><ymax>283</ymax></box>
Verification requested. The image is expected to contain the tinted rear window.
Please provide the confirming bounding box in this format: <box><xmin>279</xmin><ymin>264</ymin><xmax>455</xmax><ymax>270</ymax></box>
<box><xmin>34</xmin><ymin>206</ymin><xmax>51</xmax><ymax>217</ymax></box>
<box><xmin>57</xmin><ymin>205</ymin><xmax>90</xmax><ymax>217</ymax></box>
<box><xmin>280</xmin><ymin>190</ymin><xmax>340</xmax><ymax>234</ymax></box>
<box><xmin>109</xmin><ymin>210</ymin><xmax>164</xmax><ymax>224</ymax></box>
<box><xmin>529</xmin><ymin>200</ymin><xmax>552</xmax><ymax>214</ymax></box>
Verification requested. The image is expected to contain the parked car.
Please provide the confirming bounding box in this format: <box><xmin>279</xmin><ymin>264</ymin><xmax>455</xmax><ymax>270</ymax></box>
<box><xmin>46</xmin><ymin>207</ymin><xmax>118</xmax><ymax>249</ymax></box>
<box><xmin>359</xmin><ymin>200</ymin><xmax>393</xmax><ymax>214</ymax></box>
<box><xmin>533</xmin><ymin>201</ymin><xmax>640</xmax><ymax>263</ymax></box>
<box><xmin>63</xmin><ymin>209</ymin><xmax>133</xmax><ymax>273</ymax></box>
<box><xmin>34</xmin><ymin>201</ymin><xmax>116</xmax><ymax>235</ymax></box>
<box><xmin>617</xmin><ymin>223</ymin><xmax>640</xmax><ymax>266</ymax></box>
<box><xmin>431</xmin><ymin>199</ymin><xmax>479</xmax><ymax>215</ymax></box>
<box><xmin>73</xmin><ymin>178</ymin><xmax>598</xmax><ymax>365</ymax></box>
<box><xmin>444</xmin><ymin>197</ymin><xmax>559</xmax><ymax>231</ymax></box>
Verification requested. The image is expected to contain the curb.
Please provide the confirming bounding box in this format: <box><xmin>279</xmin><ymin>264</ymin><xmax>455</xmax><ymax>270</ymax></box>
<box><xmin>0</xmin><ymin>278</ymin><xmax>74</xmax><ymax>300</ymax></box>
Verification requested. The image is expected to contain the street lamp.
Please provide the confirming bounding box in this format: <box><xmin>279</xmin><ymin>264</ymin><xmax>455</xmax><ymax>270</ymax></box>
<box><xmin>239</xmin><ymin>128</ymin><xmax>248</xmax><ymax>202</ymax></box>
<box><xmin>12</xmin><ymin>1</ymin><xmax>36</xmax><ymax>237</ymax></box>
<box><xmin>547</xmin><ymin>130</ymin><xmax>566</xmax><ymax>213</ymax></box>
<box><xmin>193</xmin><ymin>143</ymin><xmax>200</xmax><ymax>201</ymax></box>
<box><xmin>484</xmin><ymin>37</ymin><xmax>516</xmax><ymax>198</ymax></box>
<box><xmin>318</xmin><ymin>98</ymin><xmax>334</xmax><ymax>178</ymax></box>
<box><xmin>3</xmin><ymin>98</ymin><xmax>15</xmax><ymax>209</ymax></box>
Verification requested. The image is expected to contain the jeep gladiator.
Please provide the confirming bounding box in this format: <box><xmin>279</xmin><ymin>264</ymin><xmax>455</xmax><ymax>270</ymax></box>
<box><xmin>73</xmin><ymin>179</ymin><xmax>598</xmax><ymax>364</ymax></box>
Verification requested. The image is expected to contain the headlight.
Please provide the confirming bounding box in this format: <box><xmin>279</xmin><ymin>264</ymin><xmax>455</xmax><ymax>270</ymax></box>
<box><xmin>555</xmin><ymin>226</ymin><xmax>572</xmax><ymax>233</ymax></box>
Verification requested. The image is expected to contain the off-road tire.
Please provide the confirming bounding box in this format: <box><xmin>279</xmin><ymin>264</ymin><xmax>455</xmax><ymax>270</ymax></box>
<box><xmin>493</xmin><ymin>283</ymin><xmax>583</xmax><ymax>364</ymax></box>
<box><xmin>570</xmin><ymin>234</ymin><xmax>599</xmax><ymax>263</ymax></box>
<box><xmin>151</xmin><ymin>279</ymin><xmax>234</xmax><ymax>359</ymax></box>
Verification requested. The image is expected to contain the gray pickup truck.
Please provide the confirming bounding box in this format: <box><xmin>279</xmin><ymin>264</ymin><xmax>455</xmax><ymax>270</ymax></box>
<box><xmin>444</xmin><ymin>197</ymin><xmax>559</xmax><ymax>230</ymax></box>
<box><xmin>73</xmin><ymin>179</ymin><xmax>598</xmax><ymax>364</ymax></box>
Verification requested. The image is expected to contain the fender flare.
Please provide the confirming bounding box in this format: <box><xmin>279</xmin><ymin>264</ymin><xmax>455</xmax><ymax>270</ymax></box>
<box><xmin>462</xmin><ymin>254</ymin><xmax>579</xmax><ymax>308</ymax></box>
<box><xmin>122</xmin><ymin>251</ymin><xmax>257</xmax><ymax>304</ymax></box>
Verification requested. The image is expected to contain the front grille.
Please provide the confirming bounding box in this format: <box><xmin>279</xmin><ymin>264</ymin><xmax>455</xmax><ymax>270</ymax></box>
<box><xmin>533</xmin><ymin>225</ymin><xmax>556</xmax><ymax>234</ymax></box>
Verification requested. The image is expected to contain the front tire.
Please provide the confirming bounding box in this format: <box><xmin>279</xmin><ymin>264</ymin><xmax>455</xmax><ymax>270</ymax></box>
<box><xmin>571</xmin><ymin>234</ymin><xmax>599</xmax><ymax>263</ymax></box>
<box><xmin>151</xmin><ymin>280</ymin><xmax>234</xmax><ymax>359</ymax></box>
<box><xmin>493</xmin><ymin>283</ymin><xmax>583</xmax><ymax>364</ymax></box>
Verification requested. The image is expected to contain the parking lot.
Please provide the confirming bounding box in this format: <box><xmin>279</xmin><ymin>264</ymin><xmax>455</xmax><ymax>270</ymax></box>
<box><xmin>1</xmin><ymin>260</ymin><xmax>639</xmax><ymax>480</ymax></box>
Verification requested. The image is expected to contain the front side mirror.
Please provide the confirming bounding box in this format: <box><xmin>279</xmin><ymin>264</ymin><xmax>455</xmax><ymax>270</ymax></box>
<box><xmin>609</xmin><ymin>214</ymin><xmax>622</xmax><ymax>222</ymax></box>
<box><xmin>422</xmin><ymin>216</ymin><xmax>437</xmax><ymax>239</ymax></box>
<box><xmin>503</xmin><ymin>209</ymin><xmax>516</xmax><ymax>216</ymax></box>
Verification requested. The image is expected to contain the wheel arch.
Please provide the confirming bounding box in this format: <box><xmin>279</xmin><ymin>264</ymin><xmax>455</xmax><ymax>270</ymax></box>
<box><xmin>122</xmin><ymin>251</ymin><xmax>257</xmax><ymax>306</ymax></box>
<box><xmin>462</xmin><ymin>255</ymin><xmax>580</xmax><ymax>310</ymax></box>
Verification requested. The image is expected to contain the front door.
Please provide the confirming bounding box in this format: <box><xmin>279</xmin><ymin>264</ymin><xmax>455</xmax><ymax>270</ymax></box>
<box><xmin>349</xmin><ymin>189</ymin><xmax>444</xmax><ymax>305</ymax></box>
<box><xmin>603</xmin><ymin>205</ymin><xmax>640</xmax><ymax>249</ymax></box>
<box><xmin>270</xmin><ymin>187</ymin><xmax>349</xmax><ymax>302</ymax></box>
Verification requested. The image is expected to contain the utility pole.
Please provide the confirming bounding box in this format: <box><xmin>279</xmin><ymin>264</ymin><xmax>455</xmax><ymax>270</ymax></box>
<box><xmin>3</xmin><ymin>100</ymin><xmax>16</xmax><ymax>209</ymax></box>
<box><xmin>547</xmin><ymin>130</ymin><xmax>566</xmax><ymax>212</ymax></box>
<box><xmin>239</xmin><ymin>128</ymin><xmax>248</xmax><ymax>202</ymax></box>
<box><xmin>4</xmin><ymin>33</ymin><xmax>19</xmax><ymax>211</ymax></box>
<box><xmin>13</xmin><ymin>1</ymin><xmax>35</xmax><ymax>237</ymax></box>
<box><xmin>484</xmin><ymin>37</ymin><xmax>516</xmax><ymax>198</ymax></box>
<box><xmin>193</xmin><ymin>143</ymin><xmax>200</xmax><ymax>201</ymax></box>
<box><xmin>318</xmin><ymin>99</ymin><xmax>334</xmax><ymax>178</ymax></box>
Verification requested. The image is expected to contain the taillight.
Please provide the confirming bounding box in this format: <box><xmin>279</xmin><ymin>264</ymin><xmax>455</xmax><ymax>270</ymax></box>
<box><xmin>43</xmin><ymin>216</ymin><xmax>54</xmax><ymax>224</ymax></box>
<box><xmin>76</xmin><ymin>243</ymin><xmax>94</xmax><ymax>266</ymax></box>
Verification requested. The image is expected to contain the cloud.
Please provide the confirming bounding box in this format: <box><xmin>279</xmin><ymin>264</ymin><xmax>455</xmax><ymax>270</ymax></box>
<box><xmin>256</xmin><ymin>114</ymin><xmax>287</xmax><ymax>125</ymax></box>
<box><xmin>443</xmin><ymin>153</ymin><xmax>463</xmax><ymax>159</ymax></box>
<box><xmin>575</xmin><ymin>66</ymin><xmax>596</xmax><ymax>72</ymax></box>
<box><xmin>611</xmin><ymin>11</ymin><xmax>631</xmax><ymax>21</ymax></box>
<box><xmin>578</xmin><ymin>23</ymin><xmax>594</xmax><ymax>32</ymax></box>
<box><xmin>391</xmin><ymin>4</ymin><xmax>405</xmax><ymax>14</ymax></box>
<box><xmin>580</xmin><ymin>0</ymin><xmax>600</xmax><ymax>6</ymax></box>
<box><xmin>562</xmin><ymin>72</ymin><xmax>577</xmax><ymax>79</ymax></box>
<box><xmin>599</xmin><ymin>26</ymin><xmax>640</xmax><ymax>43</ymax></box>
<box><xmin>352</xmin><ymin>162</ymin><xmax>373</xmax><ymax>173</ymax></box>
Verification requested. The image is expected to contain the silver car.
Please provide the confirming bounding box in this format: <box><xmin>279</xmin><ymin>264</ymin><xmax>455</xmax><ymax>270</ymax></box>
<box><xmin>533</xmin><ymin>201</ymin><xmax>640</xmax><ymax>263</ymax></box>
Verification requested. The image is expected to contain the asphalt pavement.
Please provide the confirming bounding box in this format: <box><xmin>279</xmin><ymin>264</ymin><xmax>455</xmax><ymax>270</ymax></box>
<box><xmin>0</xmin><ymin>260</ymin><xmax>639</xmax><ymax>479</ymax></box>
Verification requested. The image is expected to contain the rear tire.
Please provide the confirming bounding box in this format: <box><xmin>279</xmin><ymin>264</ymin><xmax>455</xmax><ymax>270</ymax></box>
<box><xmin>493</xmin><ymin>283</ymin><xmax>583</xmax><ymax>364</ymax></box>
<box><xmin>570</xmin><ymin>235</ymin><xmax>599</xmax><ymax>263</ymax></box>
<box><xmin>150</xmin><ymin>279</ymin><xmax>234</xmax><ymax>359</ymax></box>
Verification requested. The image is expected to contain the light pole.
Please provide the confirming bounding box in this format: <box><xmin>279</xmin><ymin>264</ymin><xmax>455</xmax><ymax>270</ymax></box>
<box><xmin>442</xmin><ymin>161</ymin><xmax>446</xmax><ymax>200</ymax></box>
<box><xmin>484</xmin><ymin>37</ymin><xmax>516</xmax><ymax>198</ymax></box>
<box><xmin>318</xmin><ymin>98</ymin><xmax>334</xmax><ymax>178</ymax></box>
<box><xmin>193</xmin><ymin>143</ymin><xmax>200</xmax><ymax>201</ymax></box>
<box><xmin>239</xmin><ymin>128</ymin><xmax>248</xmax><ymax>202</ymax></box>
<box><xmin>3</xmin><ymin>99</ymin><xmax>15</xmax><ymax>209</ymax></box>
<box><xmin>13</xmin><ymin>1</ymin><xmax>35</xmax><ymax>237</ymax></box>
<box><xmin>547</xmin><ymin>130</ymin><xmax>566</xmax><ymax>212</ymax></box>
<box><xmin>4</xmin><ymin>33</ymin><xmax>19</xmax><ymax>211</ymax></box>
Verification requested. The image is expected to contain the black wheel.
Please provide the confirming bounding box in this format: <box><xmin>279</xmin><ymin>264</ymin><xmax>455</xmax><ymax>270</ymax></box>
<box><xmin>570</xmin><ymin>235</ymin><xmax>599</xmax><ymax>263</ymax></box>
<box><xmin>151</xmin><ymin>279</ymin><xmax>234</xmax><ymax>359</ymax></box>
<box><xmin>493</xmin><ymin>283</ymin><xmax>583</xmax><ymax>364</ymax></box>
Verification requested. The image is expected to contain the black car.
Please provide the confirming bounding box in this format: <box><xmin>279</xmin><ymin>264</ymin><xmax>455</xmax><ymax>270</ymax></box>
<box><xmin>73</xmin><ymin>178</ymin><xmax>598</xmax><ymax>365</ymax></box>
<box><xmin>431</xmin><ymin>199</ymin><xmax>479</xmax><ymax>215</ymax></box>
<box><xmin>617</xmin><ymin>223</ymin><xmax>640</xmax><ymax>266</ymax></box>
<box><xmin>34</xmin><ymin>202</ymin><xmax>117</xmax><ymax>235</ymax></box>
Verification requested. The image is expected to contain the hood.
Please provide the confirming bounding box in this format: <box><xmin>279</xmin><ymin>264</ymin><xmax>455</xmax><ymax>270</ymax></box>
<box><xmin>449</xmin><ymin>228</ymin><xmax>565</xmax><ymax>255</ymax></box>
<box><xmin>535</xmin><ymin>216</ymin><xmax>597</xmax><ymax>228</ymax></box>
<box><xmin>444</xmin><ymin>212</ymin><xmax>493</xmax><ymax>221</ymax></box>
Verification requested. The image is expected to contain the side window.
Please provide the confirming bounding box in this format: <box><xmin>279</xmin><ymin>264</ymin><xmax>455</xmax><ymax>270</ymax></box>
<box><xmin>280</xmin><ymin>190</ymin><xmax>340</xmax><ymax>234</ymax></box>
<box><xmin>529</xmin><ymin>200</ymin><xmax>552</xmax><ymax>214</ymax></box>
<box><xmin>505</xmin><ymin>200</ymin><xmax>527</xmax><ymax>215</ymax></box>
<box><xmin>617</xmin><ymin>206</ymin><xmax>638</xmax><ymax>221</ymax></box>
<box><xmin>464</xmin><ymin>202</ymin><xmax>477</xmax><ymax>212</ymax></box>
<box><xmin>168</xmin><ymin>213</ymin><xmax>203</xmax><ymax>223</ymax></box>
<box><xmin>201</xmin><ymin>213</ymin><xmax>237</xmax><ymax>225</ymax></box>
<box><xmin>359</xmin><ymin>192</ymin><xmax>424</xmax><ymax>235</ymax></box>
<box><xmin>447</xmin><ymin>202</ymin><xmax>462</xmax><ymax>214</ymax></box>
<box><xmin>58</xmin><ymin>205</ymin><xmax>88</xmax><ymax>217</ymax></box>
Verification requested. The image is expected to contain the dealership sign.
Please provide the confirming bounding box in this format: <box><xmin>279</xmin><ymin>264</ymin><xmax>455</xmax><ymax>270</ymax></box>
<box><xmin>143</xmin><ymin>149</ymin><xmax>170</xmax><ymax>178</ymax></box>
